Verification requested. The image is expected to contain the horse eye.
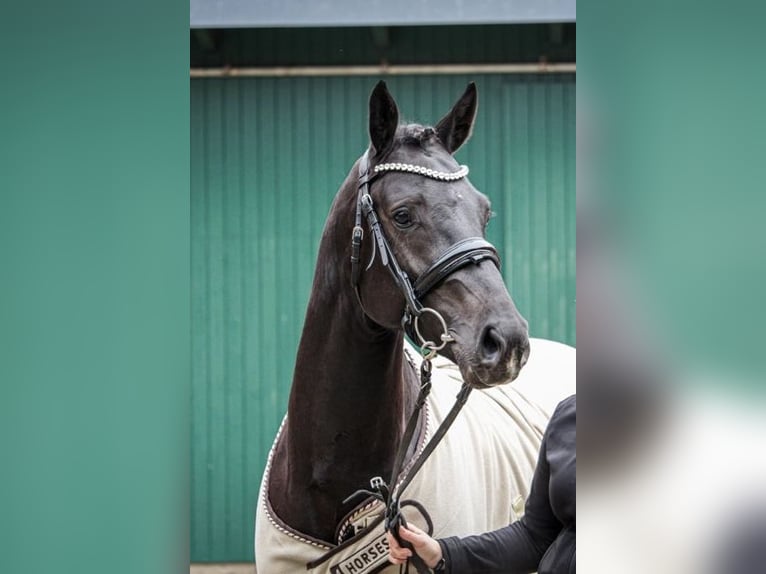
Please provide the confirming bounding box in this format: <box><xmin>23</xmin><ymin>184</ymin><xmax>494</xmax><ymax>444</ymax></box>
<box><xmin>485</xmin><ymin>211</ymin><xmax>496</xmax><ymax>229</ymax></box>
<box><xmin>392</xmin><ymin>208</ymin><xmax>413</xmax><ymax>228</ymax></box>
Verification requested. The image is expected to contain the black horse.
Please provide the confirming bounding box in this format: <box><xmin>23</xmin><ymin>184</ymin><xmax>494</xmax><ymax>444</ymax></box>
<box><xmin>255</xmin><ymin>82</ymin><xmax>574</xmax><ymax>573</ymax></box>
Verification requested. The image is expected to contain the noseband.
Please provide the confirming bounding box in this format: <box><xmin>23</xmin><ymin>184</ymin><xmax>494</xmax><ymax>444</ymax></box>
<box><xmin>350</xmin><ymin>150</ymin><xmax>501</xmax><ymax>352</ymax></box>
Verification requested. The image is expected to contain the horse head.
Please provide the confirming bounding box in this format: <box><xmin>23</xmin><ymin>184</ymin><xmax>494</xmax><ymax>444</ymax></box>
<box><xmin>354</xmin><ymin>81</ymin><xmax>530</xmax><ymax>388</ymax></box>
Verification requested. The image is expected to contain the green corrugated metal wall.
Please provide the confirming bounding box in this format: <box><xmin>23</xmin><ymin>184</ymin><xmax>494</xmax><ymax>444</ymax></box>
<box><xmin>191</xmin><ymin>73</ymin><xmax>575</xmax><ymax>561</ymax></box>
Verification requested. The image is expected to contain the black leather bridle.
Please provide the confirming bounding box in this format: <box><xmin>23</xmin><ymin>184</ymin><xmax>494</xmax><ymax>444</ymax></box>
<box><xmin>346</xmin><ymin>150</ymin><xmax>503</xmax><ymax>573</ymax></box>
<box><xmin>351</xmin><ymin>150</ymin><xmax>501</xmax><ymax>347</ymax></box>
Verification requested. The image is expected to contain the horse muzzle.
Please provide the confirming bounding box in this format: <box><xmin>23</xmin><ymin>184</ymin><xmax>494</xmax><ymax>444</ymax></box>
<box><xmin>460</xmin><ymin>318</ymin><xmax>530</xmax><ymax>388</ymax></box>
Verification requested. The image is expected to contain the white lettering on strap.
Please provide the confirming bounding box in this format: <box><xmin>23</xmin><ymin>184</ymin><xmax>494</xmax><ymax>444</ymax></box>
<box><xmin>329</xmin><ymin>534</ymin><xmax>390</xmax><ymax>574</ymax></box>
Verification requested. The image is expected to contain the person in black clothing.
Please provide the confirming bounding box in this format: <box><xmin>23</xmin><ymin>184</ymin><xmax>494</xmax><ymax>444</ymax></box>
<box><xmin>388</xmin><ymin>395</ymin><xmax>576</xmax><ymax>573</ymax></box>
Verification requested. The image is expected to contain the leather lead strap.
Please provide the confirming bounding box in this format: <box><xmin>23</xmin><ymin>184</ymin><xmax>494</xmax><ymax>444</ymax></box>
<box><xmin>391</xmin><ymin>382</ymin><xmax>472</xmax><ymax>502</ymax></box>
<box><xmin>384</xmin><ymin>364</ymin><xmax>472</xmax><ymax>574</ymax></box>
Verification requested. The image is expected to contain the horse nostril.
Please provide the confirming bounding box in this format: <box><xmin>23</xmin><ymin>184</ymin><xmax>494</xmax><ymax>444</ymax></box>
<box><xmin>480</xmin><ymin>326</ymin><xmax>505</xmax><ymax>365</ymax></box>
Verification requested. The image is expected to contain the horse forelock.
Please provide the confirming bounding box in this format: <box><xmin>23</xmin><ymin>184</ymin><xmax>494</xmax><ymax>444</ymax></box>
<box><xmin>395</xmin><ymin>123</ymin><xmax>438</xmax><ymax>149</ymax></box>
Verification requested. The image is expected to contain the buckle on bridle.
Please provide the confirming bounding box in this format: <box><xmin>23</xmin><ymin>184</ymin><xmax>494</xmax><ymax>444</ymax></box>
<box><xmin>370</xmin><ymin>476</ymin><xmax>385</xmax><ymax>491</ymax></box>
<box><xmin>351</xmin><ymin>225</ymin><xmax>363</xmax><ymax>256</ymax></box>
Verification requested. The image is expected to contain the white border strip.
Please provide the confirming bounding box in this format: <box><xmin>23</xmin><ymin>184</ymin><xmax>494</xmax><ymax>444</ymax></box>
<box><xmin>190</xmin><ymin>62</ymin><xmax>576</xmax><ymax>78</ymax></box>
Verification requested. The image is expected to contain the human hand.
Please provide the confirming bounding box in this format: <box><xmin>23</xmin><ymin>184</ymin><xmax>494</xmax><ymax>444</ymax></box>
<box><xmin>386</xmin><ymin>523</ymin><xmax>443</xmax><ymax>568</ymax></box>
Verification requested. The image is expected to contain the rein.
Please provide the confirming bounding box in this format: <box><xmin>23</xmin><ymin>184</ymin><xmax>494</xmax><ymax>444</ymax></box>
<box><xmin>345</xmin><ymin>150</ymin><xmax>501</xmax><ymax>572</ymax></box>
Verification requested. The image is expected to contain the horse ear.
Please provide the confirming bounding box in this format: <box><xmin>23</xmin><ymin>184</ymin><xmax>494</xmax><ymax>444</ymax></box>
<box><xmin>435</xmin><ymin>82</ymin><xmax>478</xmax><ymax>154</ymax></box>
<box><xmin>368</xmin><ymin>81</ymin><xmax>399</xmax><ymax>158</ymax></box>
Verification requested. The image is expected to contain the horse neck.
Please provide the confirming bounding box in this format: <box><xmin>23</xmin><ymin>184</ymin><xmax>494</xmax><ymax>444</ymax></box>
<box><xmin>289</xmin><ymin>300</ymin><xmax>409</xmax><ymax>475</ymax></box>
<box><xmin>272</xmin><ymin>175</ymin><xmax>417</xmax><ymax>541</ymax></box>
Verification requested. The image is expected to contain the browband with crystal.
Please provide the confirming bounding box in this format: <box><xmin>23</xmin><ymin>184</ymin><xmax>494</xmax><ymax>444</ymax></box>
<box><xmin>373</xmin><ymin>162</ymin><xmax>469</xmax><ymax>181</ymax></box>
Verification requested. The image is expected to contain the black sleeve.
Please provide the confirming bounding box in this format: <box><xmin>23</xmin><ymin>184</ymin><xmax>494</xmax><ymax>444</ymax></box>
<box><xmin>437</xmin><ymin>403</ymin><xmax>566</xmax><ymax>574</ymax></box>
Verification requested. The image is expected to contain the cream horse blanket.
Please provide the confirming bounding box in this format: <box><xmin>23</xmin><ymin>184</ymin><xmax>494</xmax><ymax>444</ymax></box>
<box><xmin>255</xmin><ymin>338</ymin><xmax>575</xmax><ymax>573</ymax></box>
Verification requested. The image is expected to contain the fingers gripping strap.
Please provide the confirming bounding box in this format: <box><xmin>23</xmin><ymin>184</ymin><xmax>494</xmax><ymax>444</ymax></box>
<box><xmin>413</xmin><ymin>237</ymin><xmax>500</xmax><ymax>298</ymax></box>
<box><xmin>388</xmin><ymin>501</ymin><xmax>434</xmax><ymax>574</ymax></box>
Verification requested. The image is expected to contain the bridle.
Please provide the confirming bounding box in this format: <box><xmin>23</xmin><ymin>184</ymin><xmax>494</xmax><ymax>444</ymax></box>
<box><xmin>350</xmin><ymin>150</ymin><xmax>501</xmax><ymax>356</ymax></box>
<box><xmin>346</xmin><ymin>150</ymin><xmax>502</xmax><ymax>573</ymax></box>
